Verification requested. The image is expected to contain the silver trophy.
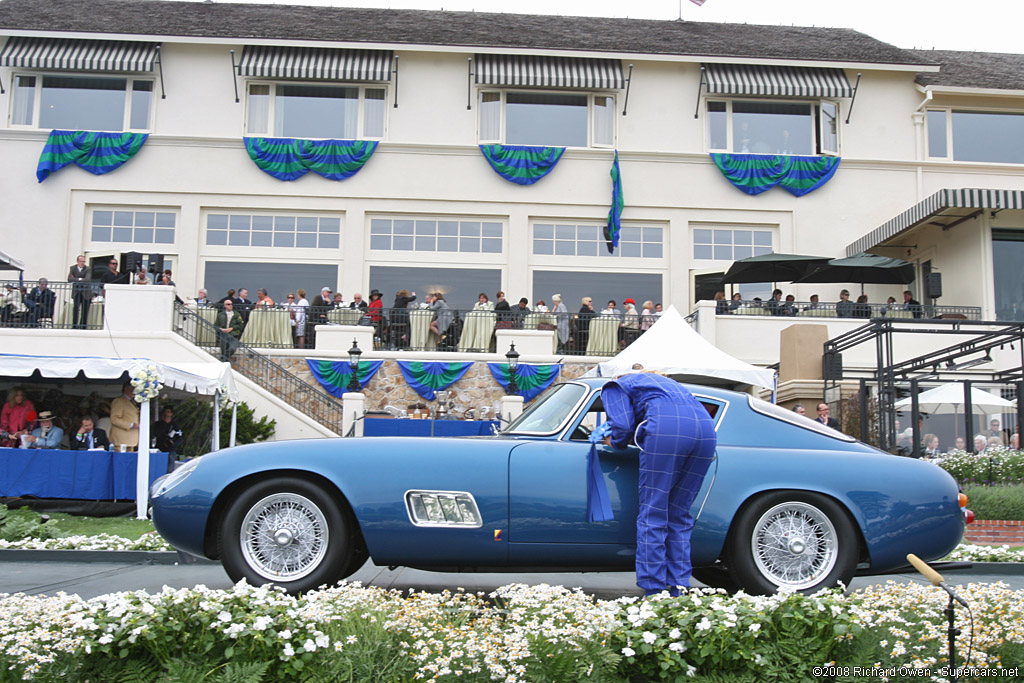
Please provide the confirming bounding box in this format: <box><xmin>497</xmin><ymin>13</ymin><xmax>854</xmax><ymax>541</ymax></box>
<box><xmin>434</xmin><ymin>390</ymin><xmax>450</xmax><ymax>419</ymax></box>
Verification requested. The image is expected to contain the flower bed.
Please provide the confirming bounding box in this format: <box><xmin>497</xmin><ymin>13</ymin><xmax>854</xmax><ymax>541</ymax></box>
<box><xmin>1</xmin><ymin>581</ymin><xmax>1021</xmax><ymax>682</ymax></box>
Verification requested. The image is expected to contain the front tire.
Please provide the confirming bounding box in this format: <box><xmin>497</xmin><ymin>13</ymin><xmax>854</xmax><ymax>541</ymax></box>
<box><xmin>727</xmin><ymin>491</ymin><xmax>858</xmax><ymax>595</ymax></box>
<box><xmin>220</xmin><ymin>477</ymin><xmax>353</xmax><ymax>594</ymax></box>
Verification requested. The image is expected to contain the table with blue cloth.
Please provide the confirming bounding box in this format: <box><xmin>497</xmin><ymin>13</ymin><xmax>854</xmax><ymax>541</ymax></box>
<box><xmin>0</xmin><ymin>447</ymin><xmax>170</xmax><ymax>500</ymax></box>
<box><xmin>363</xmin><ymin>420</ymin><xmax>499</xmax><ymax>437</ymax></box>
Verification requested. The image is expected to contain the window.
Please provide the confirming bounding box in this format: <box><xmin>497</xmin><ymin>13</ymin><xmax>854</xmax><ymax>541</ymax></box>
<box><xmin>11</xmin><ymin>74</ymin><xmax>152</xmax><ymax>131</ymax></box>
<box><xmin>532</xmin><ymin>270</ymin><xmax>663</xmax><ymax>313</ymax></box>
<box><xmin>368</xmin><ymin>265</ymin><xmax>502</xmax><ymax>310</ymax></box>
<box><xmin>479</xmin><ymin>91</ymin><xmax>615</xmax><ymax>148</ymax></box>
<box><xmin>205</xmin><ymin>212</ymin><xmax>340</xmax><ymax>249</ymax></box>
<box><xmin>927</xmin><ymin>108</ymin><xmax>1024</xmax><ymax>163</ymax></box>
<box><xmin>370</xmin><ymin>218</ymin><xmax>503</xmax><ymax>254</ymax></box>
<box><xmin>91</xmin><ymin>209</ymin><xmax>175</xmax><ymax>244</ymax></box>
<box><xmin>246</xmin><ymin>83</ymin><xmax>386</xmax><ymax>139</ymax></box>
<box><xmin>533</xmin><ymin>223</ymin><xmax>663</xmax><ymax>259</ymax></box>
<box><xmin>707</xmin><ymin>100</ymin><xmax>839</xmax><ymax>155</ymax></box>
<box><xmin>692</xmin><ymin>227</ymin><xmax>773</xmax><ymax>261</ymax></box>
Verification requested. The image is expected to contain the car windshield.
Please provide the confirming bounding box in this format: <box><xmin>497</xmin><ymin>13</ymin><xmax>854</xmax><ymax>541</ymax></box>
<box><xmin>504</xmin><ymin>383</ymin><xmax>588</xmax><ymax>434</ymax></box>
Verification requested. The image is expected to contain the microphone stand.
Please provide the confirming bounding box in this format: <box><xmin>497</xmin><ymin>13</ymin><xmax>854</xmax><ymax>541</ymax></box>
<box><xmin>907</xmin><ymin>553</ymin><xmax>962</xmax><ymax>680</ymax></box>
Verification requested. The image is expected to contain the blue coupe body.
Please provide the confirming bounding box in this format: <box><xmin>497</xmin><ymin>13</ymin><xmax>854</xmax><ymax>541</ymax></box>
<box><xmin>151</xmin><ymin>379</ymin><xmax>965</xmax><ymax>594</ymax></box>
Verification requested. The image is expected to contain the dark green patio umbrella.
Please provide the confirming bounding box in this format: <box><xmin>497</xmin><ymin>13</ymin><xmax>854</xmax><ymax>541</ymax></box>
<box><xmin>794</xmin><ymin>254</ymin><xmax>916</xmax><ymax>289</ymax></box>
<box><xmin>720</xmin><ymin>252</ymin><xmax>832</xmax><ymax>284</ymax></box>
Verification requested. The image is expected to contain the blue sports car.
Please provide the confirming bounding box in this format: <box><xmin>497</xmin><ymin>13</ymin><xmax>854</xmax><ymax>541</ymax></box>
<box><xmin>151</xmin><ymin>379</ymin><xmax>967</xmax><ymax>595</ymax></box>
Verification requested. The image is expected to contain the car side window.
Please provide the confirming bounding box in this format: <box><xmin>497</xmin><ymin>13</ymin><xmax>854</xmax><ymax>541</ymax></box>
<box><xmin>567</xmin><ymin>394</ymin><xmax>605</xmax><ymax>442</ymax></box>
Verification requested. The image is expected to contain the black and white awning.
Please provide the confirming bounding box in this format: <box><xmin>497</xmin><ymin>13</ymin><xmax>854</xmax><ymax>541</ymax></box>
<box><xmin>0</xmin><ymin>37</ymin><xmax>158</xmax><ymax>72</ymax></box>
<box><xmin>474</xmin><ymin>54</ymin><xmax>625</xmax><ymax>89</ymax></box>
<box><xmin>847</xmin><ymin>188</ymin><xmax>1024</xmax><ymax>255</ymax></box>
<box><xmin>238</xmin><ymin>46</ymin><xmax>393</xmax><ymax>81</ymax></box>
<box><xmin>704</xmin><ymin>63</ymin><xmax>854</xmax><ymax>98</ymax></box>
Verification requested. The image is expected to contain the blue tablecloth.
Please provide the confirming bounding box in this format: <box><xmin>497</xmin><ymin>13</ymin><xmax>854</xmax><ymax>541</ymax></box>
<box><xmin>363</xmin><ymin>420</ymin><xmax>499</xmax><ymax>437</ymax></box>
<box><xmin>0</xmin><ymin>447</ymin><xmax>169</xmax><ymax>500</ymax></box>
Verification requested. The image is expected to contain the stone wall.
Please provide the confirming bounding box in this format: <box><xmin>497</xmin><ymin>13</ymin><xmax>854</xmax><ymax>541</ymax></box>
<box><xmin>269</xmin><ymin>356</ymin><xmax>596</xmax><ymax>417</ymax></box>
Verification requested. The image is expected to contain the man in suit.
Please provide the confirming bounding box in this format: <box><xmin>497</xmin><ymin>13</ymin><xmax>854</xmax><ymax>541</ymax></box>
<box><xmin>26</xmin><ymin>278</ymin><xmax>56</xmax><ymax>325</ymax></box>
<box><xmin>903</xmin><ymin>290</ymin><xmax>922</xmax><ymax>319</ymax></box>
<box><xmin>816</xmin><ymin>403</ymin><xmax>841</xmax><ymax>430</ymax></box>
<box><xmin>67</xmin><ymin>254</ymin><xmax>92</xmax><ymax>329</ymax></box>
<box><xmin>70</xmin><ymin>415</ymin><xmax>110</xmax><ymax>451</ymax></box>
<box><xmin>110</xmin><ymin>382</ymin><xmax>141</xmax><ymax>450</ymax></box>
<box><xmin>233</xmin><ymin>287</ymin><xmax>254</xmax><ymax>322</ymax></box>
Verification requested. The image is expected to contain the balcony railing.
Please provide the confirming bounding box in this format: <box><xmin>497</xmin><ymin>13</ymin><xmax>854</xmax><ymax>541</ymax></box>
<box><xmin>0</xmin><ymin>279</ymin><xmax>105</xmax><ymax>330</ymax></box>
<box><xmin>714</xmin><ymin>299</ymin><xmax>982</xmax><ymax>321</ymax></box>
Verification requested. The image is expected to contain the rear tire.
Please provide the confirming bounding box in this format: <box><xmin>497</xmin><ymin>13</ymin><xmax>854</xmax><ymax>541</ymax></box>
<box><xmin>219</xmin><ymin>477</ymin><xmax>353</xmax><ymax>594</ymax></box>
<box><xmin>727</xmin><ymin>491</ymin><xmax>858</xmax><ymax>595</ymax></box>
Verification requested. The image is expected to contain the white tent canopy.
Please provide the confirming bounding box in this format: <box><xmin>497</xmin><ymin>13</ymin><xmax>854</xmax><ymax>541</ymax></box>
<box><xmin>894</xmin><ymin>382</ymin><xmax>1014</xmax><ymax>416</ymax></box>
<box><xmin>582</xmin><ymin>306</ymin><xmax>776</xmax><ymax>390</ymax></box>
<box><xmin>0</xmin><ymin>353</ymin><xmax>238</xmax><ymax>401</ymax></box>
<box><xmin>0</xmin><ymin>249</ymin><xmax>25</xmax><ymax>272</ymax></box>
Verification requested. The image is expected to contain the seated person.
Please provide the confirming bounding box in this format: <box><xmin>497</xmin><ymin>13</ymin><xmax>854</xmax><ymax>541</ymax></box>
<box><xmin>70</xmin><ymin>415</ymin><xmax>111</xmax><ymax>450</ymax></box>
<box><xmin>22</xmin><ymin>410</ymin><xmax>64</xmax><ymax>449</ymax></box>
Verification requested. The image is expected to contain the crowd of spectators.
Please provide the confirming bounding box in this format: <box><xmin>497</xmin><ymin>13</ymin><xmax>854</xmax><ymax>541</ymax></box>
<box><xmin>714</xmin><ymin>289</ymin><xmax>923</xmax><ymax>319</ymax></box>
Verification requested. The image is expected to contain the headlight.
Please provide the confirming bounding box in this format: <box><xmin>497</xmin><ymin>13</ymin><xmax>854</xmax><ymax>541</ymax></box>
<box><xmin>151</xmin><ymin>457</ymin><xmax>201</xmax><ymax>498</ymax></box>
<box><xmin>405</xmin><ymin>490</ymin><xmax>482</xmax><ymax>528</ymax></box>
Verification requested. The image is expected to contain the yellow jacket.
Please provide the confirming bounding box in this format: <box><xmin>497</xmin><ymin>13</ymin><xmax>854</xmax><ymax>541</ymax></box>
<box><xmin>109</xmin><ymin>394</ymin><xmax>140</xmax><ymax>449</ymax></box>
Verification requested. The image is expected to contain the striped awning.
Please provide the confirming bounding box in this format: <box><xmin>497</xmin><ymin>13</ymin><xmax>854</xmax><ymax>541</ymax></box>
<box><xmin>704</xmin><ymin>63</ymin><xmax>853</xmax><ymax>98</ymax></box>
<box><xmin>0</xmin><ymin>37</ymin><xmax>158</xmax><ymax>72</ymax></box>
<box><xmin>474</xmin><ymin>54</ymin><xmax>625</xmax><ymax>89</ymax></box>
<box><xmin>238</xmin><ymin>46</ymin><xmax>393</xmax><ymax>81</ymax></box>
<box><xmin>847</xmin><ymin>188</ymin><xmax>1024</xmax><ymax>255</ymax></box>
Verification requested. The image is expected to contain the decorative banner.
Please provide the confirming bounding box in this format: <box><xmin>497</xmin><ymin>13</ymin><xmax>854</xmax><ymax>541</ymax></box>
<box><xmin>604</xmin><ymin>150</ymin><xmax>623</xmax><ymax>253</ymax></box>
<box><xmin>710</xmin><ymin>153</ymin><xmax>841</xmax><ymax>197</ymax></box>
<box><xmin>37</xmin><ymin>130</ymin><xmax>148</xmax><ymax>182</ymax></box>
<box><xmin>487</xmin><ymin>363</ymin><xmax>562</xmax><ymax>402</ymax></box>
<box><xmin>397</xmin><ymin>360</ymin><xmax>473</xmax><ymax>401</ymax></box>
<box><xmin>479</xmin><ymin>144</ymin><xmax>565</xmax><ymax>185</ymax></box>
<box><xmin>588</xmin><ymin>442</ymin><xmax>615</xmax><ymax>522</ymax></box>
<box><xmin>306</xmin><ymin>358</ymin><xmax>384</xmax><ymax>397</ymax></box>
<box><xmin>245</xmin><ymin>138</ymin><xmax>378</xmax><ymax>181</ymax></box>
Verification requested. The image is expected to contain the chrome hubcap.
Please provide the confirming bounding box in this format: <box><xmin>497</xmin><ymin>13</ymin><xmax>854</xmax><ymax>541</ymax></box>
<box><xmin>240</xmin><ymin>492</ymin><xmax>328</xmax><ymax>582</ymax></box>
<box><xmin>751</xmin><ymin>501</ymin><xmax>838</xmax><ymax>590</ymax></box>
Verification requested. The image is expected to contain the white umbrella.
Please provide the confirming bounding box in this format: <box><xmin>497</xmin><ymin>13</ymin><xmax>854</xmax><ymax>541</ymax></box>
<box><xmin>895</xmin><ymin>382</ymin><xmax>1014</xmax><ymax>416</ymax></box>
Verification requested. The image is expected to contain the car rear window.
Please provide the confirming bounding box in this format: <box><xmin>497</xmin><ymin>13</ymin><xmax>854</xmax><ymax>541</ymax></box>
<box><xmin>747</xmin><ymin>396</ymin><xmax>856</xmax><ymax>441</ymax></box>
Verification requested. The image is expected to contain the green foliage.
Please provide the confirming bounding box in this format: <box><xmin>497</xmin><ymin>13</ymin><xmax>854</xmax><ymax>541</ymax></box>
<box><xmin>0</xmin><ymin>505</ymin><xmax>58</xmax><ymax>542</ymax></box>
<box><xmin>172</xmin><ymin>399</ymin><xmax>276</xmax><ymax>459</ymax></box>
<box><xmin>962</xmin><ymin>484</ymin><xmax>1024</xmax><ymax>521</ymax></box>
<box><xmin>936</xmin><ymin>448</ymin><xmax>1024</xmax><ymax>486</ymax></box>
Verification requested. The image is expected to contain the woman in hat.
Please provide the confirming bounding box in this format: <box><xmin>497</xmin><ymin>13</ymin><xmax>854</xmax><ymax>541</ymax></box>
<box><xmin>622</xmin><ymin>298</ymin><xmax>639</xmax><ymax>347</ymax></box>
<box><xmin>368</xmin><ymin>289</ymin><xmax>386</xmax><ymax>341</ymax></box>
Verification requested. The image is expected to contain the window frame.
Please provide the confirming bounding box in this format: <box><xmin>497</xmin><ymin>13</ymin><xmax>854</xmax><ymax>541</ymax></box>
<box><xmin>202</xmin><ymin>209</ymin><xmax>343</xmax><ymax>252</ymax></box>
<box><xmin>87</xmin><ymin>206</ymin><xmax>179</xmax><ymax>247</ymax></box>
<box><xmin>705</xmin><ymin>98</ymin><xmax>841</xmax><ymax>156</ymax></box>
<box><xmin>244</xmin><ymin>80</ymin><xmax>388</xmax><ymax>140</ymax></box>
<box><xmin>478</xmin><ymin>88</ymin><xmax>617</xmax><ymax>149</ymax></box>
<box><xmin>925</xmin><ymin>105</ymin><xmax>1024</xmax><ymax>164</ymax></box>
<box><xmin>690</xmin><ymin>224</ymin><xmax>776</xmax><ymax>264</ymax></box>
<box><xmin>8</xmin><ymin>71</ymin><xmax>154</xmax><ymax>132</ymax></box>
<box><xmin>367</xmin><ymin>214</ymin><xmax>507</xmax><ymax>263</ymax></box>
<box><xmin>531</xmin><ymin>220</ymin><xmax>666</xmax><ymax>261</ymax></box>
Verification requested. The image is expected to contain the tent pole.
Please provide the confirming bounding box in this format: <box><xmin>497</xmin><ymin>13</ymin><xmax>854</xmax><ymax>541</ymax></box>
<box><xmin>229</xmin><ymin>404</ymin><xmax>238</xmax><ymax>448</ymax></box>
<box><xmin>136</xmin><ymin>399</ymin><xmax>151</xmax><ymax>520</ymax></box>
<box><xmin>212</xmin><ymin>393</ymin><xmax>221</xmax><ymax>452</ymax></box>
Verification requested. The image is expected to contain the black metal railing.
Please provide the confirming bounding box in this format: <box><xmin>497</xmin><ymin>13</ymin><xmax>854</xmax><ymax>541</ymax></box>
<box><xmin>173</xmin><ymin>302</ymin><xmax>347</xmax><ymax>434</ymax></box>
<box><xmin>714</xmin><ymin>299</ymin><xmax>982</xmax><ymax>321</ymax></box>
<box><xmin>0</xmin><ymin>279</ymin><xmax>104</xmax><ymax>330</ymax></box>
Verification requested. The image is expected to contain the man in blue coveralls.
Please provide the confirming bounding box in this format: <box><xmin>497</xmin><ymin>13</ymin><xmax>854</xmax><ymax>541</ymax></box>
<box><xmin>600</xmin><ymin>371</ymin><xmax>717</xmax><ymax>595</ymax></box>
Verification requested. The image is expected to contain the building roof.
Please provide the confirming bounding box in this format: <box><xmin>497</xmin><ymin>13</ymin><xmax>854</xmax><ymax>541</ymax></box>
<box><xmin>0</xmin><ymin>0</ymin><xmax>932</xmax><ymax>67</ymax></box>
<box><xmin>912</xmin><ymin>49</ymin><xmax>1024</xmax><ymax>91</ymax></box>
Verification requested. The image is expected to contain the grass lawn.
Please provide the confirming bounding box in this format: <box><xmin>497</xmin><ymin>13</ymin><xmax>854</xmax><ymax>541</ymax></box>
<box><xmin>6</xmin><ymin>507</ymin><xmax>155</xmax><ymax>540</ymax></box>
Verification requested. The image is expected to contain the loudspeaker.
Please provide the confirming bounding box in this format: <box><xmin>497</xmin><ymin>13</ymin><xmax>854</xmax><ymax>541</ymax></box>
<box><xmin>822</xmin><ymin>352</ymin><xmax>843</xmax><ymax>381</ymax></box>
<box><xmin>146</xmin><ymin>254</ymin><xmax>165</xmax><ymax>277</ymax></box>
<box><xmin>926</xmin><ymin>272</ymin><xmax>942</xmax><ymax>299</ymax></box>
<box><xmin>122</xmin><ymin>251</ymin><xmax>144</xmax><ymax>274</ymax></box>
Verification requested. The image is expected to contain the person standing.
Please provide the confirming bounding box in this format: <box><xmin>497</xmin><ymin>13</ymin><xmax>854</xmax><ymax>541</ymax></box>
<box><xmin>599</xmin><ymin>371</ymin><xmax>717</xmax><ymax>595</ymax></box>
<box><xmin>903</xmin><ymin>290</ymin><xmax>922</xmax><ymax>319</ymax></box>
<box><xmin>109</xmin><ymin>382</ymin><xmax>141</xmax><ymax>451</ymax></box>
<box><xmin>552</xmin><ymin>294</ymin><xmax>570</xmax><ymax>353</ymax></box>
<box><xmin>576</xmin><ymin>296</ymin><xmax>596</xmax><ymax>352</ymax></box>
<box><xmin>815</xmin><ymin>403</ymin><xmax>840</xmax><ymax>430</ymax></box>
<box><xmin>100</xmin><ymin>258</ymin><xmax>124</xmax><ymax>289</ymax></box>
<box><xmin>234</xmin><ymin>288</ymin><xmax>254</xmax><ymax>322</ymax></box>
<box><xmin>151</xmin><ymin>405</ymin><xmax>184</xmax><ymax>464</ymax></box>
<box><xmin>70</xmin><ymin>415</ymin><xmax>110</xmax><ymax>451</ymax></box>
<box><xmin>215</xmin><ymin>299</ymin><xmax>245</xmax><ymax>360</ymax></box>
<box><xmin>67</xmin><ymin>254</ymin><xmax>92</xmax><ymax>329</ymax></box>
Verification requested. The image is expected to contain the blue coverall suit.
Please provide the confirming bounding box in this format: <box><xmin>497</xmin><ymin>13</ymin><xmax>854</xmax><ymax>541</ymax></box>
<box><xmin>602</xmin><ymin>373</ymin><xmax>718</xmax><ymax>594</ymax></box>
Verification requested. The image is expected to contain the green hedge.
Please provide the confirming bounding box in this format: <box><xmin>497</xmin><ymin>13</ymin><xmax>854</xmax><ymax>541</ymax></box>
<box><xmin>962</xmin><ymin>484</ymin><xmax>1024</xmax><ymax>522</ymax></box>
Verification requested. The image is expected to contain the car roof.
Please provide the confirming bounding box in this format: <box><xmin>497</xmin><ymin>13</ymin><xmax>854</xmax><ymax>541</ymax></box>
<box><xmin>571</xmin><ymin>376</ymin><xmax>746</xmax><ymax>403</ymax></box>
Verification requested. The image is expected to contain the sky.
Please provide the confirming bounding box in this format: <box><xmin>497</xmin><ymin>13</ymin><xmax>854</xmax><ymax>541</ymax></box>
<box><xmin>210</xmin><ymin>0</ymin><xmax>1021</xmax><ymax>54</ymax></box>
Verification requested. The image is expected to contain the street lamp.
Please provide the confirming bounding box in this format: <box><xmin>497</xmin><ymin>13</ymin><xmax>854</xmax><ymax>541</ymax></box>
<box><xmin>347</xmin><ymin>338</ymin><xmax>362</xmax><ymax>392</ymax></box>
<box><xmin>505</xmin><ymin>342</ymin><xmax>520</xmax><ymax>396</ymax></box>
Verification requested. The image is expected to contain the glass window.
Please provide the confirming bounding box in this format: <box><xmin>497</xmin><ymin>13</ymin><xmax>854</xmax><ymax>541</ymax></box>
<box><xmin>204</xmin><ymin>212</ymin><xmax>341</xmax><ymax>249</ymax></box>
<box><xmin>707</xmin><ymin>101</ymin><xmax>727</xmax><ymax>150</ymax></box>
<box><xmin>819</xmin><ymin>101</ymin><xmax>838</xmax><ymax>155</ymax></box>
<box><xmin>951</xmin><ymin>110</ymin><xmax>1024</xmax><ymax>164</ymax></box>
<box><xmin>247</xmin><ymin>84</ymin><xmax>270</xmax><ymax>135</ymax></box>
<box><xmin>204</xmin><ymin>261</ymin><xmax>338</xmax><ymax>306</ymax></box>
<box><xmin>593</xmin><ymin>95</ymin><xmax>614</xmax><ymax>146</ymax></box>
<box><xmin>506</xmin><ymin>92</ymin><xmax>587</xmax><ymax>147</ymax></box>
<box><xmin>129</xmin><ymin>80</ymin><xmax>153</xmax><ymax>130</ymax></box>
<box><xmin>11</xmin><ymin>75</ymin><xmax>35</xmax><ymax>126</ymax></box>
<box><xmin>369</xmin><ymin>217</ymin><xmax>504</xmax><ymax>254</ymax></box>
<box><xmin>533</xmin><ymin>270</ymin><xmax>663</xmax><ymax>316</ymax></box>
<box><xmin>364</xmin><ymin>88</ymin><xmax>386</xmax><ymax>138</ymax></box>
<box><xmin>369</xmin><ymin>265</ymin><xmax>501</xmax><ymax>310</ymax></box>
<box><xmin>993</xmin><ymin>229</ymin><xmax>1024</xmax><ymax>320</ymax></box>
<box><xmin>247</xmin><ymin>83</ymin><xmax>387</xmax><ymax>139</ymax></box>
<box><xmin>927</xmin><ymin>110</ymin><xmax>948</xmax><ymax>158</ymax></box>
<box><xmin>90</xmin><ymin>208</ymin><xmax>176</xmax><ymax>245</ymax></box>
<box><xmin>480</xmin><ymin>92</ymin><xmax>501</xmax><ymax>141</ymax></box>
<box><xmin>15</xmin><ymin>75</ymin><xmax>152</xmax><ymax>131</ymax></box>
<box><xmin>532</xmin><ymin>221</ymin><xmax>664</xmax><ymax>259</ymax></box>
<box><xmin>709</xmin><ymin>100</ymin><xmax>823</xmax><ymax>155</ymax></box>
<box><xmin>693</xmin><ymin>227</ymin><xmax>774</xmax><ymax>261</ymax></box>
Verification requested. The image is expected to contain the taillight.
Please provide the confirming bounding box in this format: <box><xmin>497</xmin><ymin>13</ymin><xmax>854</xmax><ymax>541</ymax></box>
<box><xmin>965</xmin><ymin>509</ymin><xmax>975</xmax><ymax>524</ymax></box>
<box><xmin>958</xmin><ymin>493</ymin><xmax>968</xmax><ymax>508</ymax></box>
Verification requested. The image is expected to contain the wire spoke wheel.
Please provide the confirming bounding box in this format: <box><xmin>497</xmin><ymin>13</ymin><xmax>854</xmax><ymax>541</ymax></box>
<box><xmin>240</xmin><ymin>492</ymin><xmax>328</xmax><ymax>582</ymax></box>
<box><xmin>750</xmin><ymin>501</ymin><xmax>838</xmax><ymax>589</ymax></box>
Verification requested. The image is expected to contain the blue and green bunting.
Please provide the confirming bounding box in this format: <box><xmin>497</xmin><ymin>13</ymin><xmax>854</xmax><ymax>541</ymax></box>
<box><xmin>37</xmin><ymin>130</ymin><xmax>148</xmax><ymax>182</ymax></box>
<box><xmin>397</xmin><ymin>360</ymin><xmax>474</xmax><ymax>401</ymax></box>
<box><xmin>479</xmin><ymin>144</ymin><xmax>565</xmax><ymax>185</ymax></box>
<box><xmin>306</xmin><ymin>358</ymin><xmax>384</xmax><ymax>397</ymax></box>
<box><xmin>710</xmin><ymin>153</ymin><xmax>841</xmax><ymax>197</ymax></box>
<box><xmin>487</xmin><ymin>363</ymin><xmax>562</xmax><ymax>402</ymax></box>
<box><xmin>245</xmin><ymin>138</ymin><xmax>378</xmax><ymax>182</ymax></box>
<box><xmin>604</xmin><ymin>150</ymin><xmax>623</xmax><ymax>253</ymax></box>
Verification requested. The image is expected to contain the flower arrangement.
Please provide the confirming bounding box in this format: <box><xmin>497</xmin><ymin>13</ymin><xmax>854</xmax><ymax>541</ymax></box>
<box><xmin>129</xmin><ymin>365</ymin><xmax>163</xmax><ymax>404</ymax></box>
<box><xmin>217</xmin><ymin>384</ymin><xmax>236</xmax><ymax>412</ymax></box>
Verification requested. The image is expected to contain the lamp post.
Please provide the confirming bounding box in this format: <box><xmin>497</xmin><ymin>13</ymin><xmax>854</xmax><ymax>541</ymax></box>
<box><xmin>506</xmin><ymin>342</ymin><xmax>520</xmax><ymax>396</ymax></box>
<box><xmin>347</xmin><ymin>338</ymin><xmax>362</xmax><ymax>392</ymax></box>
